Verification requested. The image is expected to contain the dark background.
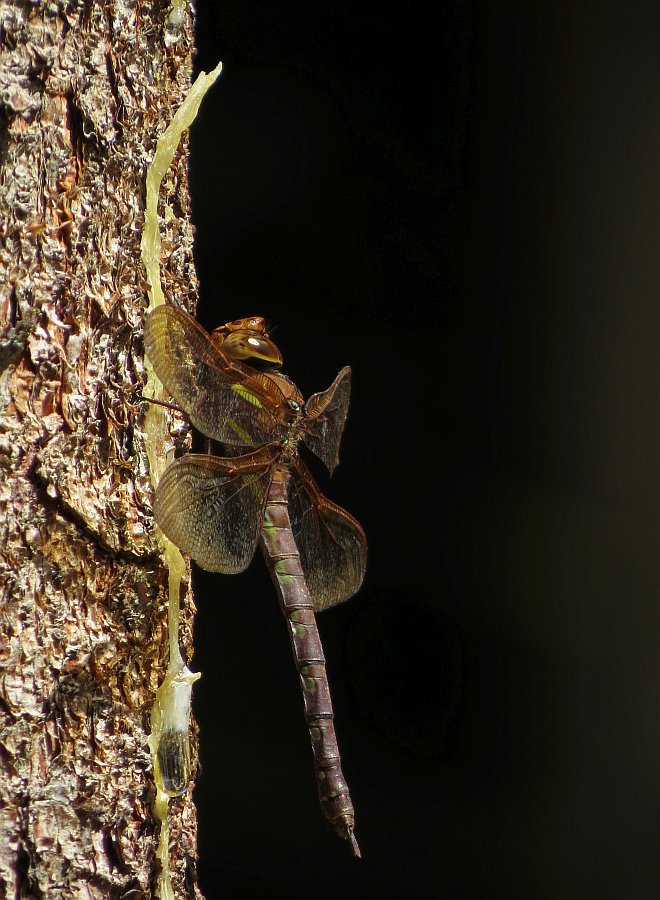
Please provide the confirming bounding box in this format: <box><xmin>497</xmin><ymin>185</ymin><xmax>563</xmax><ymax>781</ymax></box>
<box><xmin>186</xmin><ymin>3</ymin><xmax>660</xmax><ymax>898</ymax></box>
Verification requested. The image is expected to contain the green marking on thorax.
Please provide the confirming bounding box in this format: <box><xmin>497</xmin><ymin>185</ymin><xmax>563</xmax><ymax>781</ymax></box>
<box><xmin>225</xmin><ymin>385</ymin><xmax>263</xmax><ymax>444</ymax></box>
<box><xmin>227</xmin><ymin>419</ymin><xmax>252</xmax><ymax>445</ymax></box>
<box><xmin>231</xmin><ymin>383</ymin><xmax>262</xmax><ymax>408</ymax></box>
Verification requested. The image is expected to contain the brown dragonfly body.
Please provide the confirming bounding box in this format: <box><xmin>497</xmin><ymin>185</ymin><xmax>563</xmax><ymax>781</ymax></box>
<box><xmin>144</xmin><ymin>305</ymin><xmax>366</xmax><ymax>855</ymax></box>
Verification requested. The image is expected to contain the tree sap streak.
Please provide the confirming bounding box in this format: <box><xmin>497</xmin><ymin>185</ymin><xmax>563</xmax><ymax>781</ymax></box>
<box><xmin>141</xmin><ymin>61</ymin><xmax>222</xmax><ymax>900</ymax></box>
<box><xmin>259</xmin><ymin>468</ymin><xmax>361</xmax><ymax>857</ymax></box>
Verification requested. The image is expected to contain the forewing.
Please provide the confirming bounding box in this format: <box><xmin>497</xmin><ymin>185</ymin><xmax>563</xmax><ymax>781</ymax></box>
<box><xmin>154</xmin><ymin>448</ymin><xmax>275</xmax><ymax>573</ymax></box>
<box><xmin>144</xmin><ymin>305</ymin><xmax>289</xmax><ymax>446</ymax></box>
<box><xmin>302</xmin><ymin>366</ymin><xmax>351</xmax><ymax>475</ymax></box>
<box><xmin>288</xmin><ymin>459</ymin><xmax>367</xmax><ymax>611</ymax></box>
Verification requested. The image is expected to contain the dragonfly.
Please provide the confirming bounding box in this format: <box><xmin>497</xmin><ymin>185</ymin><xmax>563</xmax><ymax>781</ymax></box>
<box><xmin>144</xmin><ymin>304</ymin><xmax>367</xmax><ymax>856</ymax></box>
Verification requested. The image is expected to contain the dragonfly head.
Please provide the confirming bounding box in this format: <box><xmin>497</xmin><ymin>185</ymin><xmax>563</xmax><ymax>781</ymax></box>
<box><xmin>212</xmin><ymin>316</ymin><xmax>283</xmax><ymax>366</ymax></box>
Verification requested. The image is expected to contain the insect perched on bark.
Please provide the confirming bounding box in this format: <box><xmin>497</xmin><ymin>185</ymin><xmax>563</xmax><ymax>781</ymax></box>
<box><xmin>144</xmin><ymin>305</ymin><xmax>367</xmax><ymax>856</ymax></box>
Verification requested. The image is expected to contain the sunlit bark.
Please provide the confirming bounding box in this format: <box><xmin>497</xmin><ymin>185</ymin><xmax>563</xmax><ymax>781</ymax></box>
<box><xmin>0</xmin><ymin>2</ymin><xmax>201</xmax><ymax>895</ymax></box>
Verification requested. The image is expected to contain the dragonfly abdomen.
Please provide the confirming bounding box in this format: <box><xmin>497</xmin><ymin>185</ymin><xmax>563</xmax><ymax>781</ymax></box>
<box><xmin>260</xmin><ymin>470</ymin><xmax>360</xmax><ymax>857</ymax></box>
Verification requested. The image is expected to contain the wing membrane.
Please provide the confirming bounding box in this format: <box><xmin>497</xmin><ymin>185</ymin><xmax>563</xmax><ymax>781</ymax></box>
<box><xmin>302</xmin><ymin>366</ymin><xmax>351</xmax><ymax>475</ymax></box>
<box><xmin>145</xmin><ymin>305</ymin><xmax>290</xmax><ymax>446</ymax></box>
<box><xmin>288</xmin><ymin>458</ymin><xmax>367</xmax><ymax>610</ymax></box>
<box><xmin>154</xmin><ymin>447</ymin><xmax>276</xmax><ymax>573</ymax></box>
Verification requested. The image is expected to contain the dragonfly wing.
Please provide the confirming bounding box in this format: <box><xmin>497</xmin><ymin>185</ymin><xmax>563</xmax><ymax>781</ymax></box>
<box><xmin>302</xmin><ymin>366</ymin><xmax>351</xmax><ymax>475</ymax></box>
<box><xmin>288</xmin><ymin>459</ymin><xmax>367</xmax><ymax>611</ymax></box>
<box><xmin>145</xmin><ymin>305</ymin><xmax>289</xmax><ymax>446</ymax></box>
<box><xmin>154</xmin><ymin>448</ymin><xmax>276</xmax><ymax>573</ymax></box>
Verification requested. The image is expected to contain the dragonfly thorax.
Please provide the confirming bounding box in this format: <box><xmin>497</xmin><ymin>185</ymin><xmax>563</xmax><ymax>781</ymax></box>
<box><xmin>265</xmin><ymin>369</ymin><xmax>304</xmax><ymax>407</ymax></box>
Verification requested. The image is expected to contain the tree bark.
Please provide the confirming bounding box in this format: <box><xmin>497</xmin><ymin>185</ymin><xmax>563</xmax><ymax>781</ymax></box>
<box><xmin>0</xmin><ymin>1</ymin><xmax>202</xmax><ymax>896</ymax></box>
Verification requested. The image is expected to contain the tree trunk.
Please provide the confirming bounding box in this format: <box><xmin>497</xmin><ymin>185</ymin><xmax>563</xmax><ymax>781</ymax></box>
<box><xmin>0</xmin><ymin>2</ymin><xmax>203</xmax><ymax>896</ymax></box>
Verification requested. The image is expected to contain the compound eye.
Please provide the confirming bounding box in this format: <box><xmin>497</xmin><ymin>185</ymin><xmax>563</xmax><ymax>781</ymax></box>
<box><xmin>289</xmin><ymin>399</ymin><xmax>301</xmax><ymax>412</ymax></box>
<box><xmin>222</xmin><ymin>331</ymin><xmax>283</xmax><ymax>365</ymax></box>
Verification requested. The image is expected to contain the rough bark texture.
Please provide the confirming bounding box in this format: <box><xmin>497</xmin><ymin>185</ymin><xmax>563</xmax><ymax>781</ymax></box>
<box><xmin>0</xmin><ymin>1</ymin><xmax>201</xmax><ymax>896</ymax></box>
